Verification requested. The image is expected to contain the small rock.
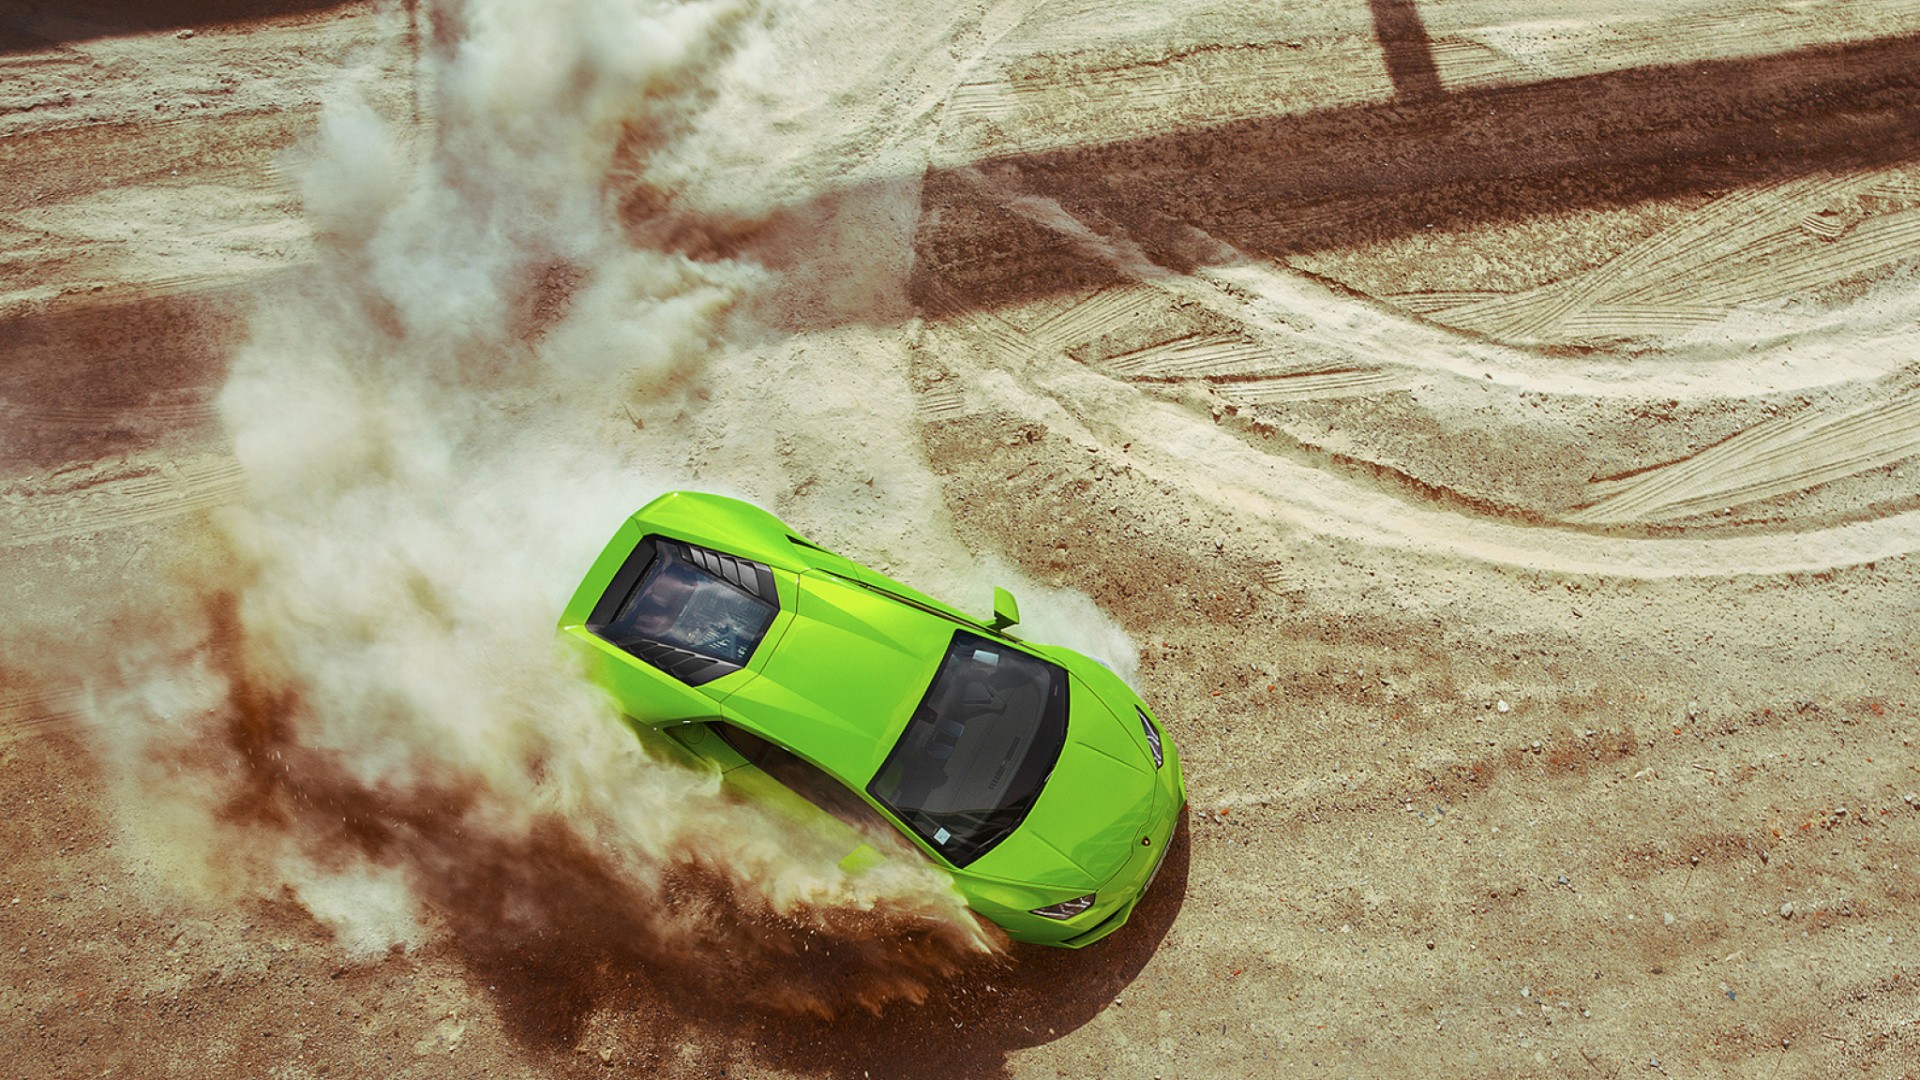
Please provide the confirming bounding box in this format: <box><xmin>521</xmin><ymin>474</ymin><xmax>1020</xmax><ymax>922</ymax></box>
<box><xmin>1426</xmin><ymin>940</ymin><xmax>1435</xmax><ymax>950</ymax></box>
<box><xmin>1663</xmin><ymin>912</ymin><xmax>1675</xmax><ymax>926</ymax></box>
<box><xmin>177</xmin><ymin>28</ymin><xmax>195</xmax><ymax>39</ymax></box>
<box><xmin>1521</xmin><ymin>986</ymin><xmax>1531</xmax><ymax>998</ymax></box>
<box><xmin>1780</xmin><ymin>902</ymin><xmax>1795</xmax><ymax>919</ymax></box>
<box><xmin>1497</xmin><ymin>700</ymin><xmax>1510</xmax><ymax>713</ymax></box>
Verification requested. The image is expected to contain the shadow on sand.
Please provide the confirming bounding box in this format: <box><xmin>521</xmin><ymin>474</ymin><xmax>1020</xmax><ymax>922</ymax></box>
<box><xmin>466</xmin><ymin>815</ymin><xmax>1193</xmax><ymax>1080</ymax></box>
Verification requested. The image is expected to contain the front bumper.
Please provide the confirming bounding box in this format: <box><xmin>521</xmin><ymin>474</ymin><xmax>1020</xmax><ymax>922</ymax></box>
<box><xmin>982</xmin><ymin>724</ymin><xmax>1185</xmax><ymax>947</ymax></box>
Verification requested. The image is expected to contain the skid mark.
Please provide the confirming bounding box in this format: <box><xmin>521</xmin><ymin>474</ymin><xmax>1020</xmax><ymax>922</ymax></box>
<box><xmin>954</xmin><ymin>307</ymin><xmax>1041</xmax><ymax>365</ymax></box>
<box><xmin>938</xmin><ymin>40</ymin><xmax>1391</xmax><ymax>155</ymax></box>
<box><xmin>1553</xmin><ymin>303</ymin><xmax>1743</xmax><ymax>338</ymax></box>
<box><xmin>1682</xmin><ymin>207</ymin><xmax>1920</xmax><ymax>306</ymax></box>
<box><xmin>0</xmin><ymin>396</ymin><xmax>219</xmax><ymax>430</ymax></box>
<box><xmin>1098</xmin><ymin>335</ymin><xmax>1275</xmax><ymax>379</ymax></box>
<box><xmin>0</xmin><ymin>688</ymin><xmax>82</xmax><ymax>746</ymax></box>
<box><xmin>1089</xmin><ymin>335</ymin><xmax>1402</xmax><ymax>401</ymax></box>
<box><xmin>947</xmin><ymin>76</ymin><xmax>1019</xmax><ymax>120</ymax></box>
<box><xmin>1423</xmin><ymin>37</ymin><xmax>1533</xmax><ymax>87</ymax></box>
<box><xmin>0</xmin><ymin>266</ymin><xmax>284</xmax><ymax>323</ymax></box>
<box><xmin>936</xmin><ymin>308</ymin><xmax>1920</xmax><ymax>575</ymax></box>
<box><xmin>1023</xmin><ymin>285</ymin><xmax>1164</xmax><ymax>352</ymax></box>
<box><xmin>1439</xmin><ymin>175</ymin><xmax>1863</xmax><ymax>341</ymax></box>
<box><xmin>961</xmin><ymin>174</ymin><xmax>1885</xmax><ymax>402</ymax></box>
<box><xmin>1385</xmin><ymin>291</ymin><xmax>1504</xmax><ymax>315</ymax></box>
<box><xmin>1218</xmin><ymin>369</ymin><xmax>1403</xmax><ymax>404</ymax></box>
<box><xmin>2</xmin><ymin>455</ymin><xmax>246</xmax><ymax>547</ymax></box>
<box><xmin>1428</xmin><ymin>168</ymin><xmax>1920</xmax><ymax>342</ymax></box>
<box><xmin>916</xmin><ymin>388</ymin><xmax>971</xmax><ymax>419</ymax></box>
<box><xmin>1571</xmin><ymin>392</ymin><xmax>1920</xmax><ymax>525</ymax></box>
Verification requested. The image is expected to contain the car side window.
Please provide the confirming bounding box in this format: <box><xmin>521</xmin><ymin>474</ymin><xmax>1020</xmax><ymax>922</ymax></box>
<box><xmin>714</xmin><ymin>723</ymin><xmax>895</xmax><ymax>837</ymax></box>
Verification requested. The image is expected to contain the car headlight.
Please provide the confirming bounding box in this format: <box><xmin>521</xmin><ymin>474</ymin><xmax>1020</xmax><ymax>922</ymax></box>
<box><xmin>1135</xmin><ymin>705</ymin><xmax>1163</xmax><ymax>769</ymax></box>
<box><xmin>1030</xmin><ymin>893</ymin><xmax>1097</xmax><ymax>920</ymax></box>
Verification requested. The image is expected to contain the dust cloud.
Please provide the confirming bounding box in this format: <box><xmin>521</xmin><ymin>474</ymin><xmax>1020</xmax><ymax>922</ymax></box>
<box><xmin>78</xmin><ymin>0</ymin><xmax>1012</xmax><ymax>1022</ymax></box>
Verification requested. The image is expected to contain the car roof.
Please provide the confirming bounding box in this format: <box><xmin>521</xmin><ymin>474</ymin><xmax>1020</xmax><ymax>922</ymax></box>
<box><xmin>720</xmin><ymin>568</ymin><xmax>959</xmax><ymax>785</ymax></box>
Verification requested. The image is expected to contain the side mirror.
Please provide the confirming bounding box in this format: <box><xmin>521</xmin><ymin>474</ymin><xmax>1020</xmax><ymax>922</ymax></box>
<box><xmin>990</xmin><ymin>586</ymin><xmax>1020</xmax><ymax>630</ymax></box>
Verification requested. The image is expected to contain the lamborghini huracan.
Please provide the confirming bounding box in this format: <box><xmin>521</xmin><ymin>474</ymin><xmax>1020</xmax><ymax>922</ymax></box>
<box><xmin>558</xmin><ymin>492</ymin><xmax>1183</xmax><ymax>946</ymax></box>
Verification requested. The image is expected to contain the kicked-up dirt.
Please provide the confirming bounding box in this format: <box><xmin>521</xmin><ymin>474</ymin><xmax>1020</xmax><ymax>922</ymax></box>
<box><xmin>5</xmin><ymin>1</ymin><xmax>1920</xmax><ymax>1077</ymax></box>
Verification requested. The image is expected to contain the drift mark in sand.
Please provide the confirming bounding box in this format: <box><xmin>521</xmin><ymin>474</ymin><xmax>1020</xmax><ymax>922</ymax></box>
<box><xmin>90</xmin><ymin>0</ymin><xmax>1000</xmax><ymax>1023</ymax></box>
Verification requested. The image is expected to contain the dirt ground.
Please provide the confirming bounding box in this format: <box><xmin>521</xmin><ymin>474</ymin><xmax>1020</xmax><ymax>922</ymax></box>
<box><xmin>5</xmin><ymin>1</ymin><xmax>1920</xmax><ymax>1077</ymax></box>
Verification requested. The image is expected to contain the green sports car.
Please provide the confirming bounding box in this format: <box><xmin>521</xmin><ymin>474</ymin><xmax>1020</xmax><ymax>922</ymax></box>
<box><xmin>558</xmin><ymin>492</ymin><xmax>1185</xmax><ymax>947</ymax></box>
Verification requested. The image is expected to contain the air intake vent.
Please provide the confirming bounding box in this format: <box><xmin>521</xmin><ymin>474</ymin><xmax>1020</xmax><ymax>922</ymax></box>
<box><xmin>625</xmin><ymin>639</ymin><xmax>744</xmax><ymax>687</ymax></box>
<box><xmin>684</xmin><ymin>543</ymin><xmax>778</xmax><ymax>604</ymax></box>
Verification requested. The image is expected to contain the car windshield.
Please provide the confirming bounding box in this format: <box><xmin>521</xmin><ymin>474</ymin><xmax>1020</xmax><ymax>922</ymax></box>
<box><xmin>597</xmin><ymin>542</ymin><xmax>776</xmax><ymax>667</ymax></box>
<box><xmin>866</xmin><ymin>630</ymin><xmax>1068</xmax><ymax>866</ymax></box>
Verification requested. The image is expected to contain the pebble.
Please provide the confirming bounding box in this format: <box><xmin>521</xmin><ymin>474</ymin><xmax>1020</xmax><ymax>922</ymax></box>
<box><xmin>1663</xmin><ymin>912</ymin><xmax>1675</xmax><ymax>925</ymax></box>
<box><xmin>1497</xmin><ymin>700</ymin><xmax>1510</xmax><ymax>713</ymax></box>
<box><xmin>1780</xmin><ymin>902</ymin><xmax>1795</xmax><ymax>919</ymax></box>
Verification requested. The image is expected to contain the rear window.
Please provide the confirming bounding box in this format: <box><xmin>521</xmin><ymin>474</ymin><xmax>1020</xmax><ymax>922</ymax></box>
<box><xmin>866</xmin><ymin>631</ymin><xmax>1067</xmax><ymax>866</ymax></box>
<box><xmin>588</xmin><ymin>538</ymin><xmax>778</xmax><ymax>685</ymax></box>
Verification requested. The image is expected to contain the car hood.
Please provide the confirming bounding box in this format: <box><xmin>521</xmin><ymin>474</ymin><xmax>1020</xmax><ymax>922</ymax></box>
<box><xmin>964</xmin><ymin>672</ymin><xmax>1158</xmax><ymax>891</ymax></box>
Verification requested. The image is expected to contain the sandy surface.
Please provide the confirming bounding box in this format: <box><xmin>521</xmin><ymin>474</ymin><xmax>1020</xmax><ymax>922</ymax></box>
<box><xmin>5</xmin><ymin>1</ymin><xmax>1920</xmax><ymax>1077</ymax></box>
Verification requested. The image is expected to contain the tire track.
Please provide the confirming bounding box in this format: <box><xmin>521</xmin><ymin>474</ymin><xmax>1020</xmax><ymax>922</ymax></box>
<box><xmin>0</xmin><ymin>687</ymin><xmax>82</xmax><ymax>747</ymax></box>
<box><xmin>916</xmin><ymin>387</ymin><xmax>971</xmax><ymax>420</ymax></box>
<box><xmin>1683</xmin><ymin>207</ymin><xmax>1920</xmax><ymax>307</ymax></box>
<box><xmin>0</xmin><ymin>396</ymin><xmax>219</xmax><ymax>430</ymax></box>
<box><xmin>1571</xmin><ymin>392</ymin><xmax>1920</xmax><ymax>525</ymax></box>
<box><xmin>1439</xmin><ymin>175</ymin><xmax>1863</xmax><ymax>341</ymax></box>
<box><xmin>0</xmin><ymin>110</ymin><xmax>314</xmax><ymax>212</ymax></box>
<box><xmin>938</xmin><ymin>38</ymin><xmax>1391</xmax><ymax>156</ymax></box>
<box><xmin>965</xmin><ymin>168</ymin><xmax>1916</xmax><ymax>401</ymax></box>
<box><xmin>925</xmin><ymin>181</ymin><xmax>1920</xmax><ymax>574</ymax></box>
<box><xmin>933</xmin><ymin>307</ymin><xmax>1920</xmax><ymax>576</ymax></box>
<box><xmin>941</xmin><ymin>303</ymin><xmax>1920</xmax><ymax>574</ymax></box>
<box><xmin>1216</xmin><ymin>368</ymin><xmax>1403</xmax><ymax>404</ymax></box>
<box><xmin>928</xmin><ymin>267</ymin><xmax>1405</xmax><ymax>404</ymax></box>
<box><xmin>1089</xmin><ymin>335</ymin><xmax>1401</xmax><ymax>400</ymax></box>
<box><xmin>1385</xmin><ymin>290</ymin><xmax>1502</xmax><ymax>315</ymax></box>
<box><xmin>1022</xmin><ymin>284</ymin><xmax>1163</xmax><ymax>352</ymax></box>
<box><xmin>1099</xmin><ymin>335</ymin><xmax>1276</xmax><ymax>379</ymax></box>
<box><xmin>2</xmin><ymin>455</ymin><xmax>246</xmax><ymax>548</ymax></box>
<box><xmin>1553</xmin><ymin>302</ymin><xmax>1743</xmax><ymax>338</ymax></box>
<box><xmin>1430</xmin><ymin>167</ymin><xmax>1920</xmax><ymax>342</ymax></box>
